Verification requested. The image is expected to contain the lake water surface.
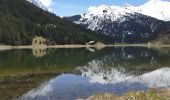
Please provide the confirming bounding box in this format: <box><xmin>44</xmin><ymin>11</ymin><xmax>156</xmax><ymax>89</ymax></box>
<box><xmin>0</xmin><ymin>47</ymin><xmax>170</xmax><ymax>100</ymax></box>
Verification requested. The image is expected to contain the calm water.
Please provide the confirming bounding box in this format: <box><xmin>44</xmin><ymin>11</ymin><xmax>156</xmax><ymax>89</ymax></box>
<box><xmin>0</xmin><ymin>47</ymin><xmax>170</xmax><ymax>100</ymax></box>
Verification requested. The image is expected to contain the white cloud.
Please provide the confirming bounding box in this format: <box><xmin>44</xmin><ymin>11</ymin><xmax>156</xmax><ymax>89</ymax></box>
<box><xmin>129</xmin><ymin>0</ymin><xmax>170</xmax><ymax>21</ymax></box>
<box><xmin>38</xmin><ymin>0</ymin><xmax>53</xmax><ymax>7</ymax></box>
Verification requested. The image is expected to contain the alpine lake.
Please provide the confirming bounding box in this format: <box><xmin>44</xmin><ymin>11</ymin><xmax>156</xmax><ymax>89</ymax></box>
<box><xmin>0</xmin><ymin>46</ymin><xmax>170</xmax><ymax>100</ymax></box>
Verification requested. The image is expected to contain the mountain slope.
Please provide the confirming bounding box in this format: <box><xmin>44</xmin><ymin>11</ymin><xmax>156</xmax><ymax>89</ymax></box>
<box><xmin>0</xmin><ymin>0</ymin><xmax>114</xmax><ymax>45</ymax></box>
<box><xmin>151</xmin><ymin>27</ymin><xmax>170</xmax><ymax>44</ymax></box>
<box><xmin>67</xmin><ymin>5</ymin><xmax>167</xmax><ymax>43</ymax></box>
<box><xmin>128</xmin><ymin>0</ymin><xmax>170</xmax><ymax>21</ymax></box>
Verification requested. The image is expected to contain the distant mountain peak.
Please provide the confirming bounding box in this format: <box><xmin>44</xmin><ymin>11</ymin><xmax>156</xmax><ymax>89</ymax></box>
<box><xmin>66</xmin><ymin>4</ymin><xmax>167</xmax><ymax>43</ymax></box>
<box><xmin>87</xmin><ymin>5</ymin><xmax>134</xmax><ymax>14</ymax></box>
<box><xmin>80</xmin><ymin>5</ymin><xmax>135</xmax><ymax>25</ymax></box>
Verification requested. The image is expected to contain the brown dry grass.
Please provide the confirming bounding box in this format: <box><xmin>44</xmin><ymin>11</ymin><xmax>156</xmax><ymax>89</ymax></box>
<box><xmin>87</xmin><ymin>89</ymin><xmax>170</xmax><ymax>100</ymax></box>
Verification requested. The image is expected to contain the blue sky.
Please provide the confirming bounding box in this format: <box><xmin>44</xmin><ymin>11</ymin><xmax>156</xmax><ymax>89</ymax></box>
<box><xmin>49</xmin><ymin>0</ymin><xmax>148</xmax><ymax>17</ymax></box>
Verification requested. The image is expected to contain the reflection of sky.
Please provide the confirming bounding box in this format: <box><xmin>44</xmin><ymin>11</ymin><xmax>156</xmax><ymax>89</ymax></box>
<box><xmin>20</xmin><ymin>74</ymin><xmax>147</xmax><ymax>100</ymax></box>
<box><xmin>20</xmin><ymin>67</ymin><xmax>170</xmax><ymax>100</ymax></box>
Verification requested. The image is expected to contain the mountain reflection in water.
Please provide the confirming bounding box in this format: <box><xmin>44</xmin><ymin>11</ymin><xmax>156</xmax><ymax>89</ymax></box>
<box><xmin>18</xmin><ymin>47</ymin><xmax>170</xmax><ymax>100</ymax></box>
<box><xmin>0</xmin><ymin>47</ymin><xmax>170</xmax><ymax>100</ymax></box>
<box><xmin>77</xmin><ymin>63</ymin><xmax>170</xmax><ymax>87</ymax></box>
<box><xmin>20</xmin><ymin>67</ymin><xmax>170</xmax><ymax>100</ymax></box>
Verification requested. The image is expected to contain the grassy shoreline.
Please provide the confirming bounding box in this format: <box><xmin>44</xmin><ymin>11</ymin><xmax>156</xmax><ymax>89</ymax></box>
<box><xmin>1</xmin><ymin>44</ymin><xmax>170</xmax><ymax>50</ymax></box>
<box><xmin>0</xmin><ymin>45</ymin><xmax>103</xmax><ymax>50</ymax></box>
<box><xmin>0</xmin><ymin>44</ymin><xmax>111</xmax><ymax>51</ymax></box>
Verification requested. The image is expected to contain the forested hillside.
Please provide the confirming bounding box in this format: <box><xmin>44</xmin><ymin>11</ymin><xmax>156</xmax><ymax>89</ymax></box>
<box><xmin>0</xmin><ymin>0</ymin><xmax>114</xmax><ymax>45</ymax></box>
<box><xmin>151</xmin><ymin>26</ymin><xmax>170</xmax><ymax>44</ymax></box>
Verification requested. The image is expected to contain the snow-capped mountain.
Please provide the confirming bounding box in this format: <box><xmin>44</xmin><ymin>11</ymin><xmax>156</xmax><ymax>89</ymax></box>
<box><xmin>74</xmin><ymin>5</ymin><xmax>135</xmax><ymax>31</ymax></box>
<box><xmin>27</xmin><ymin>0</ymin><xmax>48</xmax><ymax>11</ymax></box>
<box><xmin>66</xmin><ymin>5</ymin><xmax>167</xmax><ymax>43</ymax></box>
<box><xmin>128</xmin><ymin>0</ymin><xmax>170</xmax><ymax>21</ymax></box>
